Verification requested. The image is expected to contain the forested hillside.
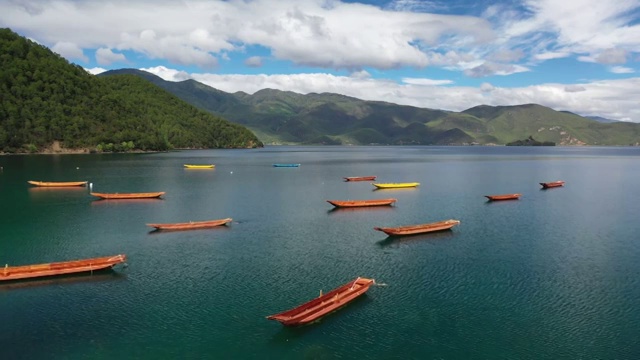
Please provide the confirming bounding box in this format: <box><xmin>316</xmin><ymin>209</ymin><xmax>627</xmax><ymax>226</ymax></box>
<box><xmin>0</xmin><ymin>28</ymin><xmax>261</xmax><ymax>153</ymax></box>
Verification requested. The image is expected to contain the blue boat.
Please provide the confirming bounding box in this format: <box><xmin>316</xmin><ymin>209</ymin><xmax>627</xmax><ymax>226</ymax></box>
<box><xmin>273</xmin><ymin>163</ymin><xmax>301</xmax><ymax>167</ymax></box>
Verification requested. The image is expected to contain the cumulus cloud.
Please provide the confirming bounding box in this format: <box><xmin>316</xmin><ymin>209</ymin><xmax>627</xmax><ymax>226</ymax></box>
<box><xmin>564</xmin><ymin>85</ymin><xmax>586</xmax><ymax>92</ymax></box>
<box><xmin>244</xmin><ymin>56</ymin><xmax>262</xmax><ymax>67</ymax></box>
<box><xmin>96</xmin><ymin>48</ymin><xmax>127</xmax><ymax>65</ymax></box>
<box><xmin>402</xmin><ymin>78</ymin><xmax>453</xmax><ymax>86</ymax></box>
<box><xmin>534</xmin><ymin>52</ymin><xmax>570</xmax><ymax>60</ymax></box>
<box><xmin>610</xmin><ymin>66</ymin><xmax>634</xmax><ymax>74</ymax></box>
<box><xmin>144</xmin><ymin>66</ymin><xmax>640</xmax><ymax>122</ymax></box>
<box><xmin>51</xmin><ymin>41</ymin><xmax>88</xmax><ymax>62</ymax></box>
<box><xmin>142</xmin><ymin>66</ymin><xmax>192</xmax><ymax>81</ymax></box>
<box><xmin>464</xmin><ymin>62</ymin><xmax>530</xmax><ymax>77</ymax></box>
<box><xmin>595</xmin><ymin>48</ymin><xmax>628</xmax><ymax>64</ymax></box>
<box><xmin>85</xmin><ymin>67</ymin><xmax>107</xmax><ymax>75</ymax></box>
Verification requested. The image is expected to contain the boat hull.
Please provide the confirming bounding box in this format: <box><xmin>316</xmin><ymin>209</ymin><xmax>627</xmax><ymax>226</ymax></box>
<box><xmin>266</xmin><ymin>277</ymin><xmax>374</xmax><ymax>326</ymax></box>
<box><xmin>147</xmin><ymin>218</ymin><xmax>232</xmax><ymax>231</ymax></box>
<box><xmin>28</xmin><ymin>180</ymin><xmax>88</xmax><ymax>187</ymax></box>
<box><xmin>485</xmin><ymin>194</ymin><xmax>521</xmax><ymax>201</ymax></box>
<box><xmin>327</xmin><ymin>199</ymin><xmax>396</xmax><ymax>208</ymax></box>
<box><xmin>540</xmin><ymin>181</ymin><xmax>564</xmax><ymax>188</ymax></box>
<box><xmin>273</xmin><ymin>164</ymin><xmax>300</xmax><ymax>167</ymax></box>
<box><xmin>184</xmin><ymin>164</ymin><xmax>215</xmax><ymax>169</ymax></box>
<box><xmin>374</xmin><ymin>219</ymin><xmax>460</xmax><ymax>236</ymax></box>
<box><xmin>344</xmin><ymin>176</ymin><xmax>376</xmax><ymax>182</ymax></box>
<box><xmin>372</xmin><ymin>182</ymin><xmax>420</xmax><ymax>189</ymax></box>
<box><xmin>0</xmin><ymin>254</ymin><xmax>126</xmax><ymax>281</ymax></box>
<box><xmin>91</xmin><ymin>192</ymin><xmax>165</xmax><ymax>199</ymax></box>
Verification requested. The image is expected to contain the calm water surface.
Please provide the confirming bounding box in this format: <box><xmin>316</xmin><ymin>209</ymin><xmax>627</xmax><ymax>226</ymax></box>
<box><xmin>1</xmin><ymin>146</ymin><xmax>639</xmax><ymax>359</ymax></box>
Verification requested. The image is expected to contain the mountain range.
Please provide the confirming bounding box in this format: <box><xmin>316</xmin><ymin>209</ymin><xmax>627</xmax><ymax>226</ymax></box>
<box><xmin>101</xmin><ymin>69</ymin><xmax>640</xmax><ymax>146</ymax></box>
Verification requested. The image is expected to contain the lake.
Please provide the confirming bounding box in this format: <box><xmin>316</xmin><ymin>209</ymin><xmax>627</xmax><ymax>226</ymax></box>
<box><xmin>1</xmin><ymin>146</ymin><xmax>639</xmax><ymax>359</ymax></box>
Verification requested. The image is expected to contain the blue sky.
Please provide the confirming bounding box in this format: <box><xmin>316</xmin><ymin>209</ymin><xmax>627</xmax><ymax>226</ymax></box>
<box><xmin>1</xmin><ymin>0</ymin><xmax>640</xmax><ymax>122</ymax></box>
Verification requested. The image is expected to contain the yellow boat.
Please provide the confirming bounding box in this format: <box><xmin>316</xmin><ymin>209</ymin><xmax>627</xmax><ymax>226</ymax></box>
<box><xmin>372</xmin><ymin>182</ymin><xmax>420</xmax><ymax>189</ymax></box>
<box><xmin>184</xmin><ymin>164</ymin><xmax>215</xmax><ymax>169</ymax></box>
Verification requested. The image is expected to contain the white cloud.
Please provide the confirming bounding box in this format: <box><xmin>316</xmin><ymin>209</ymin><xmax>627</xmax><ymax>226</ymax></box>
<box><xmin>464</xmin><ymin>62</ymin><xmax>530</xmax><ymax>77</ymax></box>
<box><xmin>85</xmin><ymin>67</ymin><xmax>107</xmax><ymax>75</ymax></box>
<box><xmin>534</xmin><ymin>51</ymin><xmax>570</xmax><ymax>60</ymax></box>
<box><xmin>0</xmin><ymin>0</ymin><xmax>493</xmax><ymax>70</ymax></box>
<box><xmin>144</xmin><ymin>66</ymin><xmax>640</xmax><ymax>122</ymax></box>
<box><xmin>244</xmin><ymin>56</ymin><xmax>263</xmax><ymax>67</ymax></box>
<box><xmin>595</xmin><ymin>48</ymin><xmax>628</xmax><ymax>64</ymax></box>
<box><xmin>142</xmin><ymin>66</ymin><xmax>192</xmax><ymax>81</ymax></box>
<box><xmin>51</xmin><ymin>41</ymin><xmax>88</xmax><ymax>62</ymax></box>
<box><xmin>402</xmin><ymin>78</ymin><xmax>453</xmax><ymax>86</ymax></box>
<box><xmin>610</xmin><ymin>66</ymin><xmax>635</xmax><ymax>74</ymax></box>
<box><xmin>95</xmin><ymin>48</ymin><xmax>126</xmax><ymax>65</ymax></box>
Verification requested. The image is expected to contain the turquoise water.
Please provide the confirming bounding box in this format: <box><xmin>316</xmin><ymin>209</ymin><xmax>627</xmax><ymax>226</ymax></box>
<box><xmin>1</xmin><ymin>146</ymin><xmax>639</xmax><ymax>359</ymax></box>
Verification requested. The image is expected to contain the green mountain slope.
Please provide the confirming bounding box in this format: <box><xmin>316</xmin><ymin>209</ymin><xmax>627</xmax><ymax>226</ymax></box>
<box><xmin>107</xmin><ymin>69</ymin><xmax>640</xmax><ymax>146</ymax></box>
<box><xmin>0</xmin><ymin>29</ymin><xmax>261</xmax><ymax>153</ymax></box>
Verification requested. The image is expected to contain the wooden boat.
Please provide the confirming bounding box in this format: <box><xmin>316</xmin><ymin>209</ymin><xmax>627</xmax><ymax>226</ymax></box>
<box><xmin>485</xmin><ymin>193</ymin><xmax>521</xmax><ymax>201</ymax></box>
<box><xmin>266</xmin><ymin>277</ymin><xmax>375</xmax><ymax>326</ymax></box>
<box><xmin>374</xmin><ymin>219</ymin><xmax>460</xmax><ymax>236</ymax></box>
<box><xmin>273</xmin><ymin>163</ymin><xmax>300</xmax><ymax>167</ymax></box>
<box><xmin>28</xmin><ymin>180</ymin><xmax>88</xmax><ymax>187</ymax></box>
<box><xmin>540</xmin><ymin>181</ymin><xmax>565</xmax><ymax>189</ymax></box>
<box><xmin>147</xmin><ymin>217</ymin><xmax>232</xmax><ymax>231</ymax></box>
<box><xmin>344</xmin><ymin>176</ymin><xmax>377</xmax><ymax>182</ymax></box>
<box><xmin>184</xmin><ymin>164</ymin><xmax>215</xmax><ymax>169</ymax></box>
<box><xmin>0</xmin><ymin>254</ymin><xmax>126</xmax><ymax>281</ymax></box>
<box><xmin>91</xmin><ymin>192</ymin><xmax>165</xmax><ymax>199</ymax></box>
<box><xmin>327</xmin><ymin>198</ymin><xmax>396</xmax><ymax>208</ymax></box>
<box><xmin>372</xmin><ymin>182</ymin><xmax>420</xmax><ymax>189</ymax></box>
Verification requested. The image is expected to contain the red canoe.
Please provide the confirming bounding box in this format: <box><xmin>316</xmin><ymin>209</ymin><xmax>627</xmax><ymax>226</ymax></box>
<box><xmin>266</xmin><ymin>277</ymin><xmax>375</xmax><ymax>326</ymax></box>
<box><xmin>374</xmin><ymin>219</ymin><xmax>460</xmax><ymax>236</ymax></box>
<box><xmin>327</xmin><ymin>198</ymin><xmax>396</xmax><ymax>208</ymax></box>
<box><xmin>540</xmin><ymin>181</ymin><xmax>565</xmax><ymax>189</ymax></box>
<box><xmin>343</xmin><ymin>176</ymin><xmax>377</xmax><ymax>182</ymax></box>
<box><xmin>147</xmin><ymin>218</ymin><xmax>232</xmax><ymax>231</ymax></box>
<box><xmin>484</xmin><ymin>193</ymin><xmax>521</xmax><ymax>201</ymax></box>
<box><xmin>91</xmin><ymin>192</ymin><xmax>165</xmax><ymax>199</ymax></box>
<box><xmin>0</xmin><ymin>254</ymin><xmax>126</xmax><ymax>281</ymax></box>
<box><xmin>28</xmin><ymin>180</ymin><xmax>88</xmax><ymax>187</ymax></box>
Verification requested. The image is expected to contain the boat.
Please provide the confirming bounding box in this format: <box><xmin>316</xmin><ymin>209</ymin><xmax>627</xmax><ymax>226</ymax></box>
<box><xmin>28</xmin><ymin>180</ymin><xmax>88</xmax><ymax>187</ymax></box>
<box><xmin>184</xmin><ymin>164</ymin><xmax>215</xmax><ymax>169</ymax></box>
<box><xmin>147</xmin><ymin>217</ymin><xmax>232</xmax><ymax>231</ymax></box>
<box><xmin>540</xmin><ymin>181</ymin><xmax>565</xmax><ymax>189</ymax></box>
<box><xmin>327</xmin><ymin>198</ymin><xmax>396</xmax><ymax>208</ymax></box>
<box><xmin>344</xmin><ymin>176</ymin><xmax>377</xmax><ymax>182</ymax></box>
<box><xmin>0</xmin><ymin>254</ymin><xmax>126</xmax><ymax>281</ymax></box>
<box><xmin>374</xmin><ymin>219</ymin><xmax>460</xmax><ymax>236</ymax></box>
<box><xmin>372</xmin><ymin>182</ymin><xmax>420</xmax><ymax>189</ymax></box>
<box><xmin>484</xmin><ymin>193</ymin><xmax>521</xmax><ymax>201</ymax></box>
<box><xmin>91</xmin><ymin>192</ymin><xmax>165</xmax><ymax>199</ymax></box>
<box><xmin>273</xmin><ymin>163</ymin><xmax>300</xmax><ymax>167</ymax></box>
<box><xmin>266</xmin><ymin>277</ymin><xmax>375</xmax><ymax>326</ymax></box>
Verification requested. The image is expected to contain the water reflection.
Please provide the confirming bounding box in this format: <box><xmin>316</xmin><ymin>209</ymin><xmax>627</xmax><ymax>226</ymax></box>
<box><xmin>376</xmin><ymin>230</ymin><xmax>455</xmax><ymax>247</ymax></box>
<box><xmin>327</xmin><ymin>206</ymin><xmax>396</xmax><ymax>215</ymax></box>
<box><xmin>91</xmin><ymin>198</ymin><xmax>164</xmax><ymax>206</ymax></box>
<box><xmin>0</xmin><ymin>270</ymin><xmax>126</xmax><ymax>291</ymax></box>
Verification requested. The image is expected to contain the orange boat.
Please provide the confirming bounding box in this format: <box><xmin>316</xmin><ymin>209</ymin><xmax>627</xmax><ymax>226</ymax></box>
<box><xmin>327</xmin><ymin>198</ymin><xmax>396</xmax><ymax>208</ymax></box>
<box><xmin>540</xmin><ymin>181</ymin><xmax>565</xmax><ymax>189</ymax></box>
<box><xmin>344</xmin><ymin>176</ymin><xmax>377</xmax><ymax>182</ymax></box>
<box><xmin>147</xmin><ymin>217</ymin><xmax>233</xmax><ymax>231</ymax></box>
<box><xmin>91</xmin><ymin>192</ymin><xmax>165</xmax><ymax>199</ymax></box>
<box><xmin>374</xmin><ymin>219</ymin><xmax>460</xmax><ymax>236</ymax></box>
<box><xmin>28</xmin><ymin>180</ymin><xmax>88</xmax><ymax>187</ymax></box>
<box><xmin>266</xmin><ymin>277</ymin><xmax>375</xmax><ymax>326</ymax></box>
<box><xmin>0</xmin><ymin>254</ymin><xmax>126</xmax><ymax>281</ymax></box>
<box><xmin>485</xmin><ymin>193</ymin><xmax>521</xmax><ymax>201</ymax></box>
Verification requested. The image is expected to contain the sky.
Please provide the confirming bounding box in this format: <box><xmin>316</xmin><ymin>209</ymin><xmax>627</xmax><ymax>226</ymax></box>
<box><xmin>2</xmin><ymin>0</ymin><xmax>640</xmax><ymax>122</ymax></box>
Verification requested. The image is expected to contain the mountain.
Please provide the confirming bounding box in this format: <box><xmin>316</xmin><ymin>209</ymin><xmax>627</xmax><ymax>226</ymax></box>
<box><xmin>0</xmin><ymin>29</ymin><xmax>261</xmax><ymax>153</ymax></box>
<box><xmin>585</xmin><ymin>116</ymin><xmax>620</xmax><ymax>124</ymax></box>
<box><xmin>104</xmin><ymin>69</ymin><xmax>640</xmax><ymax>146</ymax></box>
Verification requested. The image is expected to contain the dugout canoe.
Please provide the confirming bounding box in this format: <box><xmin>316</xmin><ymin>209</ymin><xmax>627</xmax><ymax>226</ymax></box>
<box><xmin>0</xmin><ymin>254</ymin><xmax>126</xmax><ymax>281</ymax></box>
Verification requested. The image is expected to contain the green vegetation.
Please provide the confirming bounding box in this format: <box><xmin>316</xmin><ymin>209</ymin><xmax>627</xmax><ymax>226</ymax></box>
<box><xmin>506</xmin><ymin>136</ymin><xmax>555</xmax><ymax>146</ymax></box>
<box><xmin>0</xmin><ymin>28</ymin><xmax>261</xmax><ymax>153</ymax></box>
<box><xmin>113</xmin><ymin>69</ymin><xmax>640</xmax><ymax>146</ymax></box>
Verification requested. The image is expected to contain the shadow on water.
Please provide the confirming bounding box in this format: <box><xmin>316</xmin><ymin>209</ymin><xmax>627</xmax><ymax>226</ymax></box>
<box><xmin>267</xmin><ymin>295</ymin><xmax>373</xmax><ymax>344</ymax></box>
<box><xmin>0</xmin><ymin>270</ymin><xmax>127</xmax><ymax>291</ymax></box>
<box><xmin>376</xmin><ymin>230</ymin><xmax>455</xmax><ymax>247</ymax></box>
<box><xmin>326</xmin><ymin>206</ymin><xmax>396</xmax><ymax>215</ymax></box>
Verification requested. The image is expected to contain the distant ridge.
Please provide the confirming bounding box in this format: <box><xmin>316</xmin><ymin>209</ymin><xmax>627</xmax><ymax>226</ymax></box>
<box><xmin>102</xmin><ymin>69</ymin><xmax>640</xmax><ymax>146</ymax></box>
